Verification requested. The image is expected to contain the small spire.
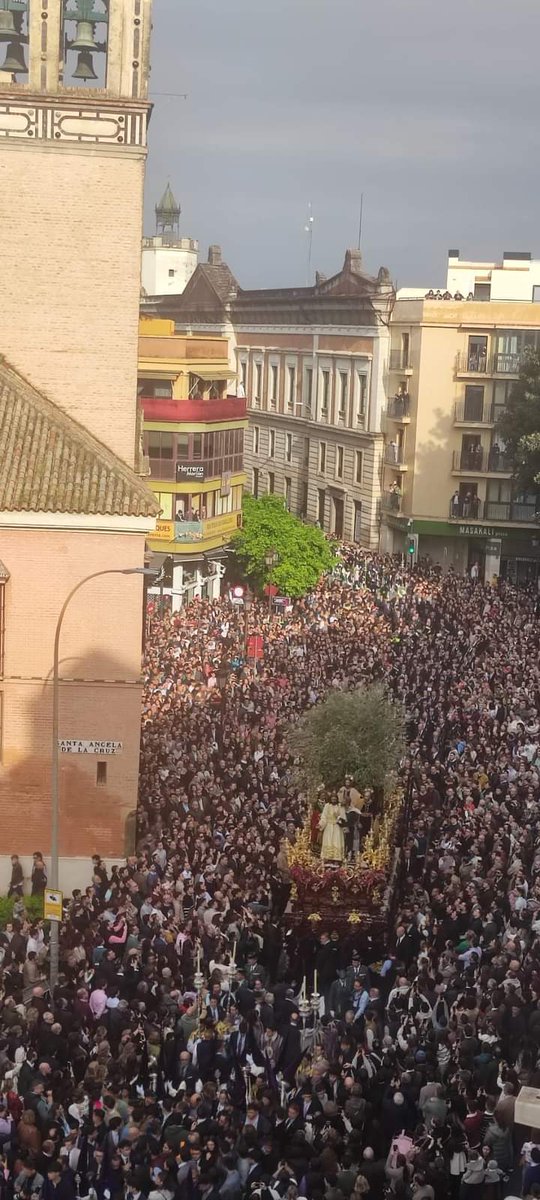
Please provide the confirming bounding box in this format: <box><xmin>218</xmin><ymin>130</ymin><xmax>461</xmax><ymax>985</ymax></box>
<box><xmin>155</xmin><ymin>183</ymin><xmax>181</xmax><ymax>237</ymax></box>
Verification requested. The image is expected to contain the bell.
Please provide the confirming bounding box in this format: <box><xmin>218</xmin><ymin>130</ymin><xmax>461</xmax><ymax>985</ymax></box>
<box><xmin>0</xmin><ymin>10</ymin><xmax>18</xmax><ymax>42</ymax></box>
<box><xmin>70</xmin><ymin>20</ymin><xmax>99</xmax><ymax>51</ymax></box>
<box><xmin>1</xmin><ymin>41</ymin><xmax>27</xmax><ymax>74</ymax></box>
<box><xmin>72</xmin><ymin>48</ymin><xmax>97</xmax><ymax>81</ymax></box>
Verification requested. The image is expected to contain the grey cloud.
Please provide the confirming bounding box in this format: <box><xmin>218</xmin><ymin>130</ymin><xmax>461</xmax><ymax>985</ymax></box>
<box><xmin>145</xmin><ymin>0</ymin><xmax>540</xmax><ymax>288</ymax></box>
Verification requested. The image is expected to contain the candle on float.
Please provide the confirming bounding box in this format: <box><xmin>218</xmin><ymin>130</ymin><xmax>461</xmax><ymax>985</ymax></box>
<box><xmin>313</xmin><ymin>970</ymin><xmax>318</xmax><ymax>995</ymax></box>
<box><xmin>231</xmin><ymin>938</ymin><xmax>236</xmax><ymax>965</ymax></box>
<box><xmin>301</xmin><ymin>976</ymin><xmax>307</xmax><ymax>999</ymax></box>
<box><xmin>197</xmin><ymin>944</ymin><xmax>201</xmax><ymax>973</ymax></box>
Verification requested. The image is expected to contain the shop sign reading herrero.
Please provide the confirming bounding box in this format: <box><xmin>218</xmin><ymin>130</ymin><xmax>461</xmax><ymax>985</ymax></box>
<box><xmin>58</xmin><ymin>740</ymin><xmax>123</xmax><ymax>755</ymax></box>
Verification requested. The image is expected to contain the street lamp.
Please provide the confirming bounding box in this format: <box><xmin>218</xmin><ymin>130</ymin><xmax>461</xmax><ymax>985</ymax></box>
<box><xmin>50</xmin><ymin>566</ymin><xmax>155</xmax><ymax>990</ymax></box>
<box><xmin>265</xmin><ymin>548</ymin><xmax>279</xmax><ymax>613</ymax></box>
<box><xmin>215</xmin><ymin>660</ymin><xmax>230</xmax><ymax>749</ymax></box>
<box><xmin>243</xmin><ymin>591</ymin><xmax>252</xmax><ymax>659</ymax></box>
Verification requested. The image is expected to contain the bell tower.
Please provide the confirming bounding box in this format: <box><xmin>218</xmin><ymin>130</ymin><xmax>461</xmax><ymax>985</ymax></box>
<box><xmin>0</xmin><ymin>0</ymin><xmax>153</xmax><ymax>467</ymax></box>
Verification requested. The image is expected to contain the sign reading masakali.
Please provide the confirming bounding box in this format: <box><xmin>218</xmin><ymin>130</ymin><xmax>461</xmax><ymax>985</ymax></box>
<box><xmin>58</xmin><ymin>740</ymin><xmax>123</xmax><ymax>755</ymax></box>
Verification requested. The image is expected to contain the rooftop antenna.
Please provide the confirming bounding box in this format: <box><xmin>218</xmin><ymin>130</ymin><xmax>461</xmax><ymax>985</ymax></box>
<box><xmin>357</xmin><ymin>193</ymin><xmax>364</xmax><ymax>251</ymax></box>
<box><xmin>304</xmin><ymin>202</ymin><xmax>314</xmax><ymax>285</ymax></box>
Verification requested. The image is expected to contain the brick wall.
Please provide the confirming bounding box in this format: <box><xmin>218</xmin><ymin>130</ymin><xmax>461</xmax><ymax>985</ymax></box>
<box><xmin>0</xmin><ymin>143</ymin><xmax>145</xmax><ymax>468</ymax></box>
<box><xmin>0</xmin><ymin>526</ymin><xmax>147</xmax><ymax>861</ymax></box>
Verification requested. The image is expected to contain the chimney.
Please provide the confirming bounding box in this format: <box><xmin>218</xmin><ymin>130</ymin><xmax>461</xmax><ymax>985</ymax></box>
<box><xmin>208</xmin><ymin>244</ymin><xmax>222</xmax><ymax>266</ymax></box>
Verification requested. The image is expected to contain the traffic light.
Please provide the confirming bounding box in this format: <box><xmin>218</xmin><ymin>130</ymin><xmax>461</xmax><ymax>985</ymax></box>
<box><xmin>406</xmin><ymin>533</ymin><xmax>418</xmax><ymax>564</ymax></box>
<box><xmin>162</xmin><ymin>555</ymin><xmax>174</xmax><ymax>587</ymax></box>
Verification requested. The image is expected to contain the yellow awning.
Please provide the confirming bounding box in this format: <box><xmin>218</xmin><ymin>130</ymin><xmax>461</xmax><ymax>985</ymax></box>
<box><xmin>190</xmin><ymin>367</ymin><xmax>238</xmax><ymax>380</ymax></box>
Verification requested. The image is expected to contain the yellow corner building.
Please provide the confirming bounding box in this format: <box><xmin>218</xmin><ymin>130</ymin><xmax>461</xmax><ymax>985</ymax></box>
<box><xmin>139</xmin><ymin>317</ymin><xmax>247</xmax><ymax>604</ymax></box>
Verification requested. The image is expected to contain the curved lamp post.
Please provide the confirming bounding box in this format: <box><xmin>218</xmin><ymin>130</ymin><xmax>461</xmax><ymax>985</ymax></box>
<box><xmin>50</xmin><ymin>566</ymin><xmax>154</xmax><ymax>989</ymax></box>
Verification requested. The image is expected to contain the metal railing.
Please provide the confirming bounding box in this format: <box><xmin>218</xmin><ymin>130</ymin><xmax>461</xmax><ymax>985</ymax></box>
<box><xmin>456</xmin><ymin>352</ymin><xmax>488</xmax><ymax>374</ymax></box>
<box><xmin>452</xmin><ymin>449</ymin><xmax>512</xmax><ymax>473</ymax></box>
<box><xmin>384</xmin><ymin>445</ymin><xmax>406</xmax><ymax>467</ymax></box>
<box><xmin>456</xmin><ymin>352</ymin><xmax>525</xmax><ymax>376</ymax></box>
<box><xmin>492</xmin><ymin>352</ymin><xmax>523</xmax><ymax>375</ymax></box>
<box><xmin>387</xmin><ymin>396</ymin><xmax>411</xmax><ymax>419</ymax></box>
<box><xmin>484</xmin><ymin>501</ymin><xmax>538</xmax><ymax>522</ymax></box>
<box><xmin>449</xmin><ymin>499</ymin><xmax>538</xmax><ymax>523</ymax></box>
<box><xmin>454</xmin><ymin>400</ymin><xmax>495</xmax><ymax>424</ymax></box>
<box><xmin>381</xmin><ymin>490</ymin><xmax>402</xmax><ymax>513</ymax></box>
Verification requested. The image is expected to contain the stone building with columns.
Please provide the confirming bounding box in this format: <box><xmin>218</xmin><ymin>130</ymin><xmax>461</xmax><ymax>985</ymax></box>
<box><xmin>145</xmin><ymin>247</ymin><xmax>395</xmax><ymax>548</ymax></box>
<box><xmin>0</xmin><ymin>0</ymin><xmax>157</xmax><ymax>890</ymax></box>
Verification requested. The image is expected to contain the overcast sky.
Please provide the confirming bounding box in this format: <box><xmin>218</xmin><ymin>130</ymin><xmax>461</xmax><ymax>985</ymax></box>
<box><xmin>145</xmin><ymin>0</ymin><xmax>540</xmax><ymax>290</ymax></box>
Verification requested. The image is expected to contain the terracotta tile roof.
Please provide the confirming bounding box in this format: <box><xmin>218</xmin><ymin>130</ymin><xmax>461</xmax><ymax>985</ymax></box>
<box><xmin>0</xmin><ymin>357</ymin><xmax>159</xmax><ymax>518</ymax></box>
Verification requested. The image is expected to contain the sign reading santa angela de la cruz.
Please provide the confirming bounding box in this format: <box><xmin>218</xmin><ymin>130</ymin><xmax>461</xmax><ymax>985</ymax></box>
<box><xmin>58</xmin><ymin>739</ymin><xmax>123</xmax><ymax>755</ymax></box>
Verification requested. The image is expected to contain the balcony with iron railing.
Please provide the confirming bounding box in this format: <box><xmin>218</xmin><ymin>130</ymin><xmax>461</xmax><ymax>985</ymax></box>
<box><xmin>141</xmin><ymin>395</ymin><xmax>248</xmax><ymax>422</ymax></box>
<box><xmin>386</xmin><ymin>396</ymin><xmax>411</xmax><ymax>421</ymax></box>
<box><xmin>384</xmin><ymin>445</ymin><xmax>407</xmax><ymax>469</ymax></box>
<box><xmin>492</xmin><ymin>352</ymin><xmax>525</xmax><ymax>375</ymax></box>
<box><xmin>174</xmin><ymin>513</ymin><xmax>242</xmax><ymax>544</ymax></box>
<box><xmin>449</xmin><ymin>499</ymin><xmax>538</xmax><ymax>524</ymax></box>
<box><xmin>381</xmin><ymin>490</ymin><xmax>403</xmax><ymax>514</ymax></box>
<box><xmin>452</xmin><ymin>448</ymin><xmax>512</xmax><ymax>474</ymax></box>
<box><xmin>454</xmin><ymin>400</ymin><xmax>495</xmax><ymax>425</ymax></box>
<box><xmin>456</xmin><ymin>351</ymin><xmax>526</xmax><ymax>377</ymax></box>
<box><xmin>456</xmin><ymin>352</ymin><xmax>488</xmax><ymax>375</ymax></box>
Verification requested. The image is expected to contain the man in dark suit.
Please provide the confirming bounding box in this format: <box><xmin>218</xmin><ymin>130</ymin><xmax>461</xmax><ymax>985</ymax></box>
<box><xmin>232</xmin><ymin>971</ymin><xmax>256</xmax><ymax>1018</ymax></box>
<box><xmin>277</xmin><ymin>1100</ymin><xmax>305</xmax><ymax>1150</ymax></box>
<box><xmin>394</xmin><ymin>923</ymin><xmax>420</xmax><ymax>968</ymax></box>
<box><xmin>228</xmin><ymin>1020</ymin><xmax>254</xmax><ymax>1068</ymax></box>
<box><xmin>277</xmin><ymin>1013</ymin><xmax>302</xmax><ymax>1084</ymax></box>
<box><xmin>244</xmin><ymin>1149</ymin><xmax>264</xmax><ymax>1189</ymax></box>
<box><xmin>295</xmin><ymin>1083</ymin><xmax>323</xmax><ymax>1121</ymax></box>
<box><xmin>315</xmin><ymin>933</ymin><xmax>339</xmax><ymax>1007</ymax></box>
<box><xmin>344</xmin><ymin>950</ymin><xmax>367</xmax><ymax>991</ymax></box>
<box><xmin>176</xmin><ymin>1050</ymin><xmax>198</xmax><ymax>1093</ymax></box>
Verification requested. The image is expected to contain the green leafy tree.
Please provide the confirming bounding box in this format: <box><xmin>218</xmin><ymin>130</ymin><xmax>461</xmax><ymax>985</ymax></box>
<box><xmin>232</xmin><ymin>494</ymin><xmax>337</xmax><ymax>597</ymax></box>
<box><xmin>288</xmin><ymin>684</ymin><xmax>405</xmax><ymax>795</ymax></box>
<box><xmin>497</xmin><ymin>352</ymin><xmax>540</xmax><ymax>490</ymax></box>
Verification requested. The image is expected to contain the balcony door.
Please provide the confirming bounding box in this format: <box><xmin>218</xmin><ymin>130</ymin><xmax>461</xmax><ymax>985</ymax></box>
<box><xmin>461</xmin><ymin>434</ymin><xmax>482</xmax><ymax>469</ymax></box>
<box><xmin>467</xmin><ymin>336</ymin><xmax>487</xmax><ymax>371</ymax></box>
<box><xmin>463</xmin><ymin>385</ymin><xmax>484</xmax><ymax>422</ymax></box>
<box><xmin>458</xmin><ymin>482</ymin><xmax>480</xmax><ymax>518</ymax></box>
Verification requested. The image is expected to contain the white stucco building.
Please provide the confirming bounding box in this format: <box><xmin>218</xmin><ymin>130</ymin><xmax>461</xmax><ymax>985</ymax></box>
<box><xmin>141</xmin><ymin>184</ymin><xmax>198</xmax><ymax>297</ymax></box>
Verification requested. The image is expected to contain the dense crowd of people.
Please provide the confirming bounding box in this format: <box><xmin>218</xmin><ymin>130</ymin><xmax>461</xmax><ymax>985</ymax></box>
<box><xmin>1</xmin><ymin>549</ymin><xmax>540</xmax><ymax>1200</ymax></box>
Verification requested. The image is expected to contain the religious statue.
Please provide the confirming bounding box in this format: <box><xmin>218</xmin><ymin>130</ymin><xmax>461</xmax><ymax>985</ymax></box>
<box><xmin>319</xmin><ymin>796</ymin><xmax>347</xmax><ymax>862</ymax></box>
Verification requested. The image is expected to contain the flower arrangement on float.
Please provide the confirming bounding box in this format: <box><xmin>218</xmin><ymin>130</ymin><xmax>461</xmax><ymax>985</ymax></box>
<box><xmin>286</xmin><ymin>789</ymin><xmax>403</xmax><ymax>909</ymax></box>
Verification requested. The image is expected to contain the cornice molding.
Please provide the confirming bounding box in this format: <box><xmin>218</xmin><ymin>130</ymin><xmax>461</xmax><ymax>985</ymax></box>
<box><xmin>0</xmin><ymin>90</ymin><xmax>150</xmax><ymax>147</ymax></box>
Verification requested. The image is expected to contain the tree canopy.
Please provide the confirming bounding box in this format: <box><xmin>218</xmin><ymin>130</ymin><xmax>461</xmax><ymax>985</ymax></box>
<box><xmin>497</xmin><ymin>352</ymin><xmax>540</xmax><ymax>491</ymax></box>
<box><xmin>232</xmin><ymin>494</ymin><xmax>337</xmax><ymax>597</ymax></box>
<box><xmin>288</xmin><ymin>684</ymin><xmax>405</xmax><ymax>794</ymax></box>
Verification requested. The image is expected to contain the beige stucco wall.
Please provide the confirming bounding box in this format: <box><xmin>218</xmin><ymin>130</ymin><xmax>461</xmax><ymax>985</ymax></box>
<box><xmin>0</xmin><ymin>143</ymin><xmax>145</xmax><ymax>468</ymax></box>
<box><xmin>0</xmin><ymin>527</ymin><xmax>146</xmax><ymax>867</ymax></box>
<box><xmin>411</xmin><ymin>323</ymin><xmax>460</xmax><ymax>518</ymax></box>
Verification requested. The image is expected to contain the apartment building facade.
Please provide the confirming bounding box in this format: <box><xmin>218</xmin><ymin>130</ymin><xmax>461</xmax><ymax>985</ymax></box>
<box><xmin>147</xmin><ymin>247</ymin><xmax>394</xmax><ymax>548</ymax></box>
<box><xmin>139</xmin><ymin>317</ymin><xmax>247</xmax><ymax>604</ymax></box>
<box><xmin>381</xmin><ymin>252</ymin><xmax>540</xmax><ymax>583</ymax></box>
